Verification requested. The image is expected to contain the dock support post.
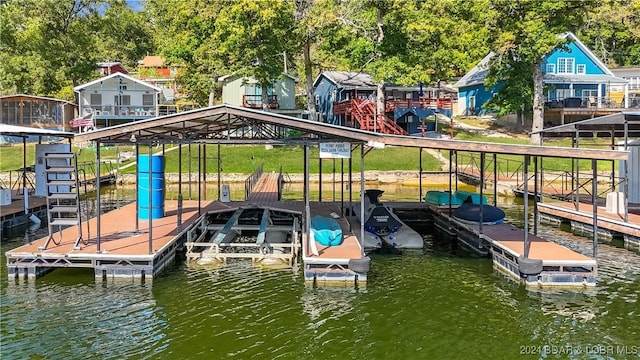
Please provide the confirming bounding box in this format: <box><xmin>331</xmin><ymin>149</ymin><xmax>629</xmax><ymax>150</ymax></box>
<box><xmin>574</xmin><ymin>129</ymin><xmax>580</xmax><ymax>210</ymax></box>
<box><xmin>341</xmin><ymin>158</ymin><xmax>344</xmax><ymax>216</ymax></box>
<box><xmin>493</xmin><ymin>153</ymin><xmax>497</xmax><ymax>206</ymax></box>
<box><xmin>419</xmin><ymin>148</ymin><xmax>423</xmax><ymax>202</ymax></box>
<box><xmin>523</xmin><ymin>154</ymin><xmax>530</xmax><ymax>258</ymax></box>
<box><xmin>188</xmin><ymin>144</ymin><xmax>192</xmax><ymax>200</ymax></box>
<box><xmin>135</xmin><ymin>144</ymin><xmax>139</xmax><ymax>232</ymax></box>
<box><xmin>148</xmin><ymin>144</ymin><xmax>153</xmax><ymax>255</ymax></box>
<box><xmin>449</xmin><ymin>150</ymin><xmax>453</xmax><ymax>212</ymax></box>
<box><xmin>304</xmin><ymin>143</ymin><xmax>310</xmax><ymax>247</ymax></box>
<box><xmin>22</xmin><ymin>137</ymin><xmax>26</xmax><ymax>201</ymax></box>
<box><xmin>96</xmin><ymin>141</ymin><xmax>102</xmax><ymax>253</ymax></box>
<box><xmin>479</xmin><ymin>152</ymin><xmax>485</xmax><ymax>236</ymax></box>
<box><xmin>218</xmin><ymin>143</ymin><xmax>221</xmax><ymax>201</ymax></box>
<box><xmin>592</xmin><ymin>159</ymin><xmax>598</xmax><ymax>258</ymax></box>
<box><xmin>454</xmin><ymin>151</ymin><xmax>459</xmax><ymax>192</ymax></box>
<box><xmin>534</xmin><ymin>156</ymin><xmax>538</xmax><ymax>236</ymax></box>
<box><xmin>197</xmin><ymin>144</ymin><xmax>201</xmax><ymax>215</ymax></box>
<box><xmin>623</xmin><ymin>118</ymin><xmax>629</xmax><ymax>223</ymax></box>
<box><xmin>319</xmin><ymin>156</ymin><xmax>322</xmax><ymax>202</ymax></box>
<box><xmin>178</xmin><ymin>142</ymin><xmax>182</xmax><ymax>191</ymax></box>
<box><xmin>348</xmin><ymin>148</ymin><xmax>353</xmax><ymax>216</ymax></box>
<box><xmin>611</xmin><ymin>131</ymin><xmax>616</xmax><ymax>194</ymax></box>
<box><xmin>360</xmin><ymin>144</ymin><xmax>365</xmax><ymax>248</ymax></box>
<box><xmin>203</xmin><ymin>144</ymin><xmax>207</xmax><ymax>201</ymax></box>
<box><xmin>333</xmin><ymin>159</ymin><xmax>336</xmax><ymax>202</ymax></box>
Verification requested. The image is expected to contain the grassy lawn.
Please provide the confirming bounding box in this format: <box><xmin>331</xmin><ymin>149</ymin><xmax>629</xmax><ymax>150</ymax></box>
<box><xmin>0</xmin><ymin>143</ymin><xmax>121</xmax><ymax>171</ymax></box>
<box><xmin>0</xmin><ymin>123</ymin><xmax>621</xmax><ymax>176</ymax></box>
<box><xmin>0</xmin><ymin>143</ymin><xmax>443</xmax><ymax>174</ymax></box>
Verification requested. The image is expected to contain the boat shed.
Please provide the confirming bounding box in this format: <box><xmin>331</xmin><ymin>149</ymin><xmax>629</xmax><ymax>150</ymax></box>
<box><xmin>73</xmin><ymin>105</ymin><xmax>630</xmax><ymax>279</ymax></box>
<box><xmin>73</xmin><ymin>104</ymin><xmax>628</xmax><ymax>160</ymax></box>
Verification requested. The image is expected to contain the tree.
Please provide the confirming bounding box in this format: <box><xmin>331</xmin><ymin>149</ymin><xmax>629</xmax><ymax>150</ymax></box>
<box><xmin>0</xmin><ymin>0</ymin><xmax>155</xmax><ymax>100</ymax></box>
<box><xmin>579</xmin><ymin>0</ymin><xmax>640</xmax><ymax>67</ymax></box>
<box><xmin>0</xmin><ymin>0</ymin><xmax>102</xmax><ymax>98</ymax></box>
<box><xmin>293</xmin><ymin>0</ymin><xmax>343</xmax><ymax>121</ymax></box>
<box><xmin>208</xmin><ymin>0</ymin><xmax>297</xmax><ymax>108</ymax></box>
<box><xmin>485</xmin><ymin>0</ymin><xmax>596</xmax><ymax>144</ymax></box>
<box><xmin>145</xmin><ymin>0</ymin><xmax>223</xmax><ymax>106</ymax></box>
<box><xmin>95</xmin><ymin>0</ymin><xmax>155</xmax><ymax>70</ymax></box>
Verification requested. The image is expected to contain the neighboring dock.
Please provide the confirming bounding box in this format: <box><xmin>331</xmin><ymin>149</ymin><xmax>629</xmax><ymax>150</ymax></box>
<box><xmin>538</xmin><ymin>201</ymin><xmax>640</xmax><ymax>252</ymax></box>
<box><xmin>0</xmin><ymin>190</ymin><xmax>48</xmax><ymax>229</ymax></box>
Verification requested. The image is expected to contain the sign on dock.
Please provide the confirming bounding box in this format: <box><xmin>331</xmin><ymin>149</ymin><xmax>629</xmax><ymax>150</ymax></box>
<box><xmin>319</xmin><ymin>142</ymin><xmax>351</xmax><ymax>159</ymax></box>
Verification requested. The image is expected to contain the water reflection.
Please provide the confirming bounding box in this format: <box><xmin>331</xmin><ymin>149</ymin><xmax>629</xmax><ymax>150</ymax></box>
<box><xmin>2</xmin><ymin>275</ymin><xmax>166</xmax><ymax>360</ymax></box>
<box><xmin>1</xmin><ymin>182</ymin><xmax>640</xmax><ymax>358</ymax></box>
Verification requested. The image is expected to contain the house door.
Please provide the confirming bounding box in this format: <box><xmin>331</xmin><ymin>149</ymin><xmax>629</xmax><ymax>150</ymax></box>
<box><xmin>582</xmin><ymin>89</ymin><xmax>598</xmax><ymax>107</ymax></box>
<box><xmin>468</xmin><ymin>96</ymin><xmax>476</xmax><ymax>115</ymax></box>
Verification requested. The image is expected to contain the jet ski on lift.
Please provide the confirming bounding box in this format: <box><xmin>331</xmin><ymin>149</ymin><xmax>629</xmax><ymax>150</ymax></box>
<box><xmin>354</xmin><ymin>189</ymin><xmax>424</xmax><ymax>250</ymax></box>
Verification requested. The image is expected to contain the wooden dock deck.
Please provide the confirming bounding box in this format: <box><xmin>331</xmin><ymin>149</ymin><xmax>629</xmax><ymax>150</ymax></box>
<box><xmin>6</xmin><ymin>200</ymin><xmax>214</xmax><ymax>281</ymax></box>
<box><xmin>538</xmin><ymin>201</ymin><xmax>640</xmax><ymax>252</ymax></box>
<box><xmin>427</xmin><ymin>205</ymin><xmax>598</xmax><ymax>288</ymax></box>
<box><xmin>6</xmin><ymin>172</ymin><xmax>370</xmax><ymax>287</ymax></box>
<box><xmin>0</xmin><ymin>190</ymin><xmax>48</xmax><ymax>229</ymax></box>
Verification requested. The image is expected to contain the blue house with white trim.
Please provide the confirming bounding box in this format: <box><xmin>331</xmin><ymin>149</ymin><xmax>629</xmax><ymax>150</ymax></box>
<box><xmin>455</xmin><ymin>32</ymin><xmax>630</xmax><ymax>116</ymax></box>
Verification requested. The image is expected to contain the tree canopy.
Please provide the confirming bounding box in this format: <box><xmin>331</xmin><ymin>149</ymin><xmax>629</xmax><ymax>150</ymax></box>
<box><xmin>1</xmin><ymin>0</ymin><xmax>638</xmax><ymax>134</ymax></box>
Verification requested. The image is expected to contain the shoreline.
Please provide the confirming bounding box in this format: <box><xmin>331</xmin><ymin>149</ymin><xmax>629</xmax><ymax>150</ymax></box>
<box><xmin>118</xmin><ymin>170</ymin><xmax>457</xmax><ymax>186</ymax></box>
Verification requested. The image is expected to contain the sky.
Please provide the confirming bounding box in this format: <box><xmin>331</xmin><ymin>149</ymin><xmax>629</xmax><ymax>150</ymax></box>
<box><xmin>126</xmin><ymin>0</ymin><xmax>144</xmax><ymax>12</ymax></box>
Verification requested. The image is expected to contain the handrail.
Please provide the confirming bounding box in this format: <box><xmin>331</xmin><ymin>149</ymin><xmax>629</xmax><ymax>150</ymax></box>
<box><xmin>244</xmin><ymin>164</ymin><xmax>264</xmax><ymax>200</ymax></box>
<box><xmin>277</xmin><ymin>165</ymin><xmax>284</xmax><ymax>201</ymax></box>
<box><xmin>455</xmin><ymin>152</ymin><xmax>626</xmax><ymax>203</ymax></box>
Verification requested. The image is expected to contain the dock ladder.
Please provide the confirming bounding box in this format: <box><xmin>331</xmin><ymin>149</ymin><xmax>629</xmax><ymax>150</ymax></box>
<box><xmin>39</xmin><ymin>152</ymin><xmax>86</xmax><ymax>250</ymax></box>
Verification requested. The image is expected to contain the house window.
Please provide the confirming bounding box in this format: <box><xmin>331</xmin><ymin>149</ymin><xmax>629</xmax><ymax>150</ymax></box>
<box><xmin>557</xmin><ymin>58</ymin><xmax>574</xmax><ymax>74</ymax></box>
<box><xmin>90</xmin><ymin>93</ymin><xmax>102</xmax><ymax>106</ymax></box>
<box><xmin>546</xmin><ymin>64</ymin><xmax>555</xmax><ymax>74</ymax></box>
<box><xmin>114</xmin><ymin>95</ymin><xmax>131</xmax><ymax>106</ymax></box>
<box><xmin>557</xmin><ymin>89</ymin><xmax>573</xmax><ymax>100</ymax></box>
<box><xmin>142</xmin><ymin>94</ymin><xmax>154</xmax><ymax>107</ymax></box>
<box><xmin>576</xmin><ymin>64</ymin><xmax>586</xmax><ymax>74</ymax></box>
<box><xmin>315</xmin><ymin>95</ymin><xmax>320</xmax><ymax>105</ymax></box>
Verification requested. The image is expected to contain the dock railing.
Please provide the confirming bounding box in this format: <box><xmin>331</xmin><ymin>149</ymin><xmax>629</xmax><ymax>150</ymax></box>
<box><xmin>456</xmin><ymin>152</ymin><xmax>625</xmax><ymax>202</ymax></box>
<box><xmin>244</xmin><ymin>164</ymin><xmax>264</xmax><ymax>200</ymax></box>
<box><xmin>277</xmin><ymin>165</ymin><xmax>284</xmax><ymax>201</ymax></box>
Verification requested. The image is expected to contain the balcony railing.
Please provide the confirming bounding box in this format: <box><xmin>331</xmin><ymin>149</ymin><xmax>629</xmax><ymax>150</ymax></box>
<box><xmin>83</xmin><ymin>105</ymin><xmax>156</xmax><ymax>117</ymax></box>
<box><xmin>544</xmin><ymin>96</ymin><xmax>640</xmax><ymax>109</ymax></box>
<box><xmin>242</xmin><ymin>95</ymin><xmax>279</xmax><ymax>109</ymax></box>
<box><xmin>385</xmin><ymin>98</ymin><xmax>454</xmax><ymax>112</ymax></box>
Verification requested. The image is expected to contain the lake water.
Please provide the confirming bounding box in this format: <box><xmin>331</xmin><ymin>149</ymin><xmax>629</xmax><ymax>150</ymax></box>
<box><xmin>1</xmin><ymin>184</ymin><xmax>639</xmax><ymax>359</ymax></box>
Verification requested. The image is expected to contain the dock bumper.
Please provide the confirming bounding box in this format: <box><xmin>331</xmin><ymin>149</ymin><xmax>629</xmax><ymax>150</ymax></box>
<box><xmin>303</xmin><ymin>256</ymin><xmax>369</xmax><ymax>288</ymax></box>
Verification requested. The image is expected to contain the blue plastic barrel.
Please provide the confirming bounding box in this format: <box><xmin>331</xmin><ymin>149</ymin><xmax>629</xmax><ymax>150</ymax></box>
<box><xmin>137</xmin><ymin>155</ymin><xmax>164</xmax><ymax>219</ymax></box>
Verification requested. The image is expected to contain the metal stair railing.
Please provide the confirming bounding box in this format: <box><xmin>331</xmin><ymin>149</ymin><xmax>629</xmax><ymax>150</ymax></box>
<box><xmin>244</xmin><ymin>164</ymin><xmax>264</xmax><ymax>200</ymax></box>
<box><xmin>39</xmin><ymin>152</ymin><xmax>87</xmax><ymax>250</ymax></box>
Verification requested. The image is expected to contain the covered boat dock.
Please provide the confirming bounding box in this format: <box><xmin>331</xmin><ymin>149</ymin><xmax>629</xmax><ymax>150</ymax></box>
<box><xmin>4</xmin><ymin>105</ymin><xmax>630</xmax><ymax>288</ymax></box>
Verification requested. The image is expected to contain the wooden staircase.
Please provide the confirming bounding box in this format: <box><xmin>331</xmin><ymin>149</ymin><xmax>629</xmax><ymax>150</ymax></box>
<box><xmin>337</xmin><ymin>99</ymin><xmax>407</xmax><ymax>135</ymax></box>
<box><xmin>39</xmin><ymin>152</ymin><xmax>86</xmax><ymax>250</ymax></box>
